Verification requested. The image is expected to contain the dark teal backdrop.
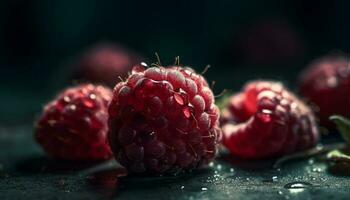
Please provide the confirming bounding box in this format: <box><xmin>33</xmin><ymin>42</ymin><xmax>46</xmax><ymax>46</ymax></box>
<box><xmin>0</xmin><ymin>0</ymin><xmax>346</xmax><ymax>124</ymax></box>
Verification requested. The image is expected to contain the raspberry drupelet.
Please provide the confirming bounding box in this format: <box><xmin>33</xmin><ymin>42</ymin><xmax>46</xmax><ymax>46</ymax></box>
<box><xmin>35</xmin><ymin>84</ymin><xmax>113</xmax><ymax>161</ymax></box>
<box><xmin>221</xmin><ymin>81</ymin><xmax>319</xmax><ymax>159</ymax></box>
<box><xmin>108</xmin><ymin>64</ymin><xmax>222</xmax><ymax>174</ymax></box>
<box><xmin>299</xmin><ymin>55</ymin><xmax>350</xmax><ymax>126</ymax></box>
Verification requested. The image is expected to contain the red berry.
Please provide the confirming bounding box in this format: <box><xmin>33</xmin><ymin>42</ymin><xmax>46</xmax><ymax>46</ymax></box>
<box><xmin>72</xmin><ymin>43</ymin><xmax>142</xmax><ymax>87</ymax></box>
<box><xmin>108</xmin><ymin>64</ymin><xmax>222</xmax><ymax>174</ymax></box>
<box><xmin>35</xmin><ymin>84</ymin><xmax>113</xmax><ymax>161</ymax></box>
<box><xmin>221</xmin><ymin>81</ymin><xmax>319</xmax><ymax>159</ymax></box>
<box><xmin>234</xmin><ymin>19</ymin><xmax>305</xmax><ymax>65</ymax></box>
<box><xmin>299</xmin><ymin>55</ymin><xmax>350</xmax><ymax>126</ymax></box>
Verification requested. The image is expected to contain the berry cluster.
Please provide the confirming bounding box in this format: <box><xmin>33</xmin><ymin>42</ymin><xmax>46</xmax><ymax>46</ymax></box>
<box><xmin>108</xmin><ymin>65</ymin><xmax>222</xmax><ymax>174</ymax></box>
<box><xmin>35</xmin><ymin>84</ymin><xmax>113</xmax><ymax>161</ymax></box>
<box><xmin>221</xmin><ymin>81</ymin><xmax>319</xmax><ymax>159</ymax></box>
<box><xmin>36</xmin><ymin>52</ymin><xmax>343</xmax><ymax>175</ymax></box>
<box><xmin>299</xmin><ymin>55</ymin><xmax>350</xmax><ymax>126</ymax></box>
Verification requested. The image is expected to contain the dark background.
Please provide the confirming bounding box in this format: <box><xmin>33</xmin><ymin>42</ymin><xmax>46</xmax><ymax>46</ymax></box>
<box><xmin>0</xmin><ymin>0</ymin><xmax>348</xmax><ymax>124</ymax></box>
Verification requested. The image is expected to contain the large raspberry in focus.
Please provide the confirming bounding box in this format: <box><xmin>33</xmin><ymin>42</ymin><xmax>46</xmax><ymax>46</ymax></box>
<box><xmin>35</xmin><ymin>84</ymin><xmax>113</xmax><ymax>161</ymax></box>
<box><xmin>221</xmin><ymin>81</ymin><xmax>319</xmax><ymax>159</ymax></box>
<box><xmin>72</xmin><ymin>43</ymin><xmax>142</xmax><ymax>87</ymax></box>
<box><xmin>299</xmin><ymin>55</ymin><xmax>350</xmax><ymax>126</ymax></box>
<box><xmin>108</xmin><ymin>64</ymin><xmax>222</xmax><ymax>174</ymax></box>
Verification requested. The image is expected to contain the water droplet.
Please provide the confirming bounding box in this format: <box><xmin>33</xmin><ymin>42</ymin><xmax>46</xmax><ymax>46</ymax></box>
<box><xmin>257</xmin><ymin>110</ymin><xmax>272</xmax><ymax>123</ymax></box>
<box><xmin>312</xmin><ymin>167</ymin><xmax>322</xmax><ymax>173</ymax></box>
<box><xmin>174</xmin><ymin>93</ymin><xmax>184</xmax><ymax>105</ymax></box>
<box><xmin>181</xmin><ymin>185</ymin><xmax>185</xmax><ymax>190</ymax></box>
<box><xmin>63</xmin><ymin>96</ymin><xmax>70</xmax><ymax>102</ymax></box>
<box><xmin>201</xmin><ymin>187</ymin><xmax>208</xmax><ymax>191</ymax></box>
<box><xmin>82</xmin><ymin>99</ymin><xmax>94</xmax><ymax>108</ymax></box>
<box><xmin>69</xmin><ymin>104</ymin><xmax>77</xmax><ymax>111</ymax></box>
<box><xmin>262</xmin><ymin>176</ymin><xmax>278</xmax><ymax>183</ymax></box>
<box><xmin>327</xmin><ymin>77</ymin><xmax>338</xmax><ymax>88</ymax></box>
<box><xmin>246</xmin><ymin>178</ymin><xmax>250</xmax><ymax>181</ymax></box>
<box><xmin>209</xmin><ymin>162</ymin><xmax>214</xmax><ymax>167</ymax></box>
<box><xmin>278</xmin><ymin>191</ymin><xmax>283</xmax><ymax>195</ymax></box>
<box><xmin>284</xmin><ymin>181</ymin><xmax>312</xmax><ymax>194</ymax></box>
<box><xmin>89</xmin><ymin>94</ymin><xmax>96</xmax><ymax>100</ymax></box>
<box><xmin>316</xmin><ymin>144</ymin><xmax>323</xmax><ymax>151</ymax></box>
<box><xmin>308</xmin><ymin>159</ymin><xmax>315</xmax><ymax>165</ymax></box>
<box><xmin>230</xmin><ymin>168</ymin><xmax>234</xmax><ymax>173</ymax></box>
<box><xmin>216</xmin><ymin>164</ymin><xmax>222</xmax><ymax>171</ymax></box>
<box><xmin>182</xmin><ymin>108</ymin><xmax>191</xmax><ymax>118</ymax></box>
<box><xmin>141</xmin><ymin>62</ymin><xmax>148</xmax><ymax>67</ymax></box>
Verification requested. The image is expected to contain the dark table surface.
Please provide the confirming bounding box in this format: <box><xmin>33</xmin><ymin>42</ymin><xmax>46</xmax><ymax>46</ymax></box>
<box><xmin>0</xmin><ymin>124</ymin><xmax>349</xmax><ymax>200</ymax></box>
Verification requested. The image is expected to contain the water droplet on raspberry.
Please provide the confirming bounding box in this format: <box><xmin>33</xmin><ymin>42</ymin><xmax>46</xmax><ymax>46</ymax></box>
<box><xmin>89</xmin><ymin>94</ymin><xmax>96</xmax><ymax>100</ymax></box>
<box><xmin>183</xmin><ymin>107</ymin><xmax>191</xmax><ymax>118</ymax></box>
<box><xmin>132</xmin><ymin>64</ymin><xmax>145</xmax><ymax>74</ymax></box>
<box><xmin>141</xmin><ymin>62</ymin><xmax>148</xmax><ymax>67</ymax></box>
<box><xmin>82</xmin><ymin>99</ymin><xmax>95</xmax><ymax>108</ymax></box>
<box><xmin>174</xmin><ymin>93</ymin><xmax>184</xmax><ymax>105</ymax></box>
<box><xmin>108</xmin><ymin>66</ymin><xmax>221</xmax><ymax>174</ymax></box>
<box><xmin>35</xmin><ymin>84</ymin><xmax>112</xmax><ymax>161</ymax></box>
<box><xmin>63</xmin><ymin>96</ymin><xmax>70</xmax><ymax>102</ymax></box>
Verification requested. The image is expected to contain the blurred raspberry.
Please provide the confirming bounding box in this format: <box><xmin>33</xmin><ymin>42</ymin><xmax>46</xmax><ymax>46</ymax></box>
<box><xmin>35</xmin><ymin>84</ymin><xmax>113</xmax><ymax>161</ymax></box>
<box><xmin>235</xmin><ymin>19</ymin><xmax>305</xmax><ymax>65</ymax></box>
<box><xmin>108</xmin><ymin>64</ymin><xmax>222</xmax><ymax>174</ymax></box>
<box><xmin>72</xmin><ymin>43</ymin><xmax>143</xmax><ymax>87</ymax></box>
<box><xmin>222</xmin><ymin>81</ymin><xmax>319</xmax><ymax>159</ymax></box>
<box><xmin>299</xmin><ymin>55</ymin><xmax>350</xmax><ymax>126</ymax></box>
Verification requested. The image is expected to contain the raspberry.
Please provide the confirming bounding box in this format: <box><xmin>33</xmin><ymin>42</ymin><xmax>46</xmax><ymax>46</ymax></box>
<box><xmin>221</xmin><ymin>81</ymin><xmax>319</xmax><ymax>159</ymax></box>
<box><xmin>108</xmin><ymin>64</ymin><xmax>222</xmax><ymax>174</ymax></box>
<box><xmin>72</xmin><ymin>43</ymin><xmax>142</xmax><ymax>87</ymax></box>
<box><xmin>35</xmin><ymin>84</ymin><xmax>113</xmax><ymax>161</ymax></box>
<box><xmin>234</xmin><ymin>19</ymin><xmax>304</xmax><ymax>65</ymax></box>
<box><xmin>299</xmin><ymin>55</ymin><xmax>350</xmax><ymax>126</ymax></box>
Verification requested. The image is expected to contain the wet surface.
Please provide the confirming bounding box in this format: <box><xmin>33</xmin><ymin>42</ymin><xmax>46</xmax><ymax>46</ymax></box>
<box><xmin>1</xmin><ymin>125</ymin><xmax>350</xmax><ymax>200</ymax></box>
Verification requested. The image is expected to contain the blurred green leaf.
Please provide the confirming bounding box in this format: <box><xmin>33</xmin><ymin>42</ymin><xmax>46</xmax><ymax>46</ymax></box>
<box><xmin>330</xmin><ymin>115</ymin><xmax>350</xmax><ymax>145</ymax></box>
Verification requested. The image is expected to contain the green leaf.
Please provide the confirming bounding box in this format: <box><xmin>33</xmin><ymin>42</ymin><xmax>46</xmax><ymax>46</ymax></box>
<box><xmin>327</xmin><ymin>149</ymin><xmax>350</xmax><ymax>162</ymax></box>
<box><xmin>215</xmin><ymin>91</ymin><xmax>232</xmax><ymax>111</ymax></box>
<box><xmin>330</xmin><ymin>115</ymin><xmax>350</xmax><ymax>145</ymax></box>
<box><xmin>327</xmin><ymin>149</ymin><xmax>350</xmax><ymax>175</ymax></box>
